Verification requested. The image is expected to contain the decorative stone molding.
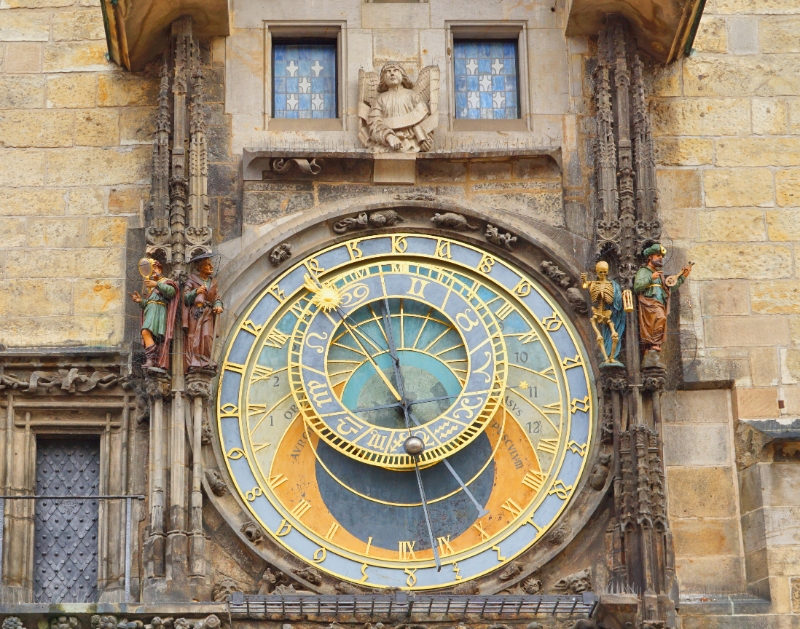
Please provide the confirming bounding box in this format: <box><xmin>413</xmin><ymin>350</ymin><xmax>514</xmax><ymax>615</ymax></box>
<box><xmin>331</xmin><ymin>210</ymin><xmax>404</xmax><ymax>234</ymax></box>
<box><xmin>430</xmin><ymin>212</ymin><xmax>478</xmax><ymax>231</ymax></box>
<box><xmin>0</xmin><ymin>369</ymin><xmax>129</xmax><ymax>394</ymax></box>
<box><xmin>271</xmin><ymin>158</ymin><xmax>323</xmax><ymax>176</ymax></box>
<box><xmin>485</xmin><ymin>224</ymin><xmax>517</xmax><ymax>251</ymax></box>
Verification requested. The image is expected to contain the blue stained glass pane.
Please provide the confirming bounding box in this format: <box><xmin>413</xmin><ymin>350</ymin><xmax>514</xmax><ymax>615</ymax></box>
<box><xmin>273</xmin><ymin>43</ymin><xmax>337</xmax><ymax>118</ymax></box>
<box><xmin>453</xmin><ymin>39</ymin><xmax>519</xmax><ymax>120</ymax></box>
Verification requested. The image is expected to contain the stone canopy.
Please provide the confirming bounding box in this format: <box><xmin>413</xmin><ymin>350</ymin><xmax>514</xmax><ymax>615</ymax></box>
<box><xmin>102</xmin><ymin>0</ymin><xmax>702</xmax><ymax>70</ymax></box>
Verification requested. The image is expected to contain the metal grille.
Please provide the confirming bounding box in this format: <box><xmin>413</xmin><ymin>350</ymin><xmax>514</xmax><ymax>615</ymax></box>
<box><xmin>33</xmin><ymin>439</ymin><xmax>100</xmax><ymax>603</ymax></box>
<box><xmin>229</xmin><ymin>593</ymin><xmax>598</xmax><ymax>620</ymax></box>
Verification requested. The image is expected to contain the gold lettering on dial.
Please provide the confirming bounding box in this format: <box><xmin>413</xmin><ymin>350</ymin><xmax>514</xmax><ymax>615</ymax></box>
<box><xmin>452</xmin><ymin>562</ymin><xmax>462</xmax><ymax>580</ymax></box>
<box><xmin>495</xmin><ymin>301</ymin><xmax>514</xmax><ymax>321</ymax></box>
<box><xmin>290</xmin><ymin>499</ymin><xmax>312</xmax><ymax>520</ymax></box>
<box><xmin>264</xmin><ymin>329</ymin><xmax>290</xmax><ymax>349</ymax></box>
<box><xmin>360</xmin><ymin>563</ymin><xmax>369</xmax><ymax>582</ymax></box>
<box><xmin>435</xmin><ymin>240</ymin><xmax>452</xmax><ymax>259</ymax></box>
<box><xmin>267</xmin><ymin>474</ymin><xmax>288</xmax><ymax>490</ymax></box>
<box><xmin>275</xmin><ymin>520</ymin><xmax>292</xmax><ymax>536</ymax></box>
<box><xmin>455</xmin><ymin>309</ymin><xmax>480</xmax><ymax>331</ymax></box>
<box><xmin>513</xmin><ymin>279</ymin><xmax>532</xmax><ymax>297</ymax></box>
<box><xmin>538</xmin><ymin>438</ymin><xmax>559</xmax><ymax>455</ymax></box>
<box><xmin>398</xmin><ymin>541</ymin><xmax>417</xmax><ymax>560</ymax></box>
<box><xmin>408</xmin><ymin>278</ymin><xmax>429</xmax><ymax>298</ymax></box>
<box><xmin>405</xmin><ymin>568</ymin><xmax>417</xmax><ymax>587</ymax></box>
<box><xmin>347</xmin><ymin>241</ymin><xmax>363</xmax><ymax>260</ymax></box>
<box><xmin>522</xmin><ymin>470</ymin><xmax>546</xmax><ymax>492</ymax></box>
<box><xmin>478</xmin><ymin>254</ymin><xmax>495</xmax><ymax>274</ymax></box>
<box><xmin>519</xmin><ymin>330</ymin><xmax>540</xmax><ymax>344</ymax></box>
<box><xmin>367</xmin><ymin>431</ymin><xmax>388</xmax><ymax>450</ymax></box>
<box><xmin>250</xmin><ymin>364</ymin><xmax>274</xmax><ymax>383</ymax></box>
<box><xmin>306</xmin><ymin>332</ymin><xmax>328</xmax><ymax>354</ymax></box>
<box><xmin>492</xmin><ymin>545</ymin><xmax>506</xmax><ymax>561</ymax></box>
<box><xmin>245</xmin><ymin>487</ymin><xmax>263</xmax><ymax>502</ymax></box>
<box><xmin>313</xmin><ymin>547</ymin><xmax>327</xmax><ymax>563</ymax></box>
<box><xmin>548</xmin><ymin>480</ymin><xmax>573</xmax><ymax>500</ymax></box>
<box><xmin>365</xmin><ymin>537</ymin><xmax>373</xmax><ymax>555</ymax></box>
<box><xmin>324</xmin><ymin>522</ymin><xmax>340</xmax><ymax>541</ymax></box>
<box><xmin>307</xmin><ymin>380</ymin><xmax>333</xmax><ymax>405</ymax></box>
<box><xmin>501</xmin><ymin>498</ymin><xmax>523</xmax><ymax>518</ymax></box>
<box><xmin>473</xmin><ymin>521</ymin><xmax>490</xmax><ymax>541</ymax></box>
<box><xmin>437</xmin><ymin>535</ymin><xmax>455</xmax><ymax>557</ymax></box>
<box><xmin>392</xmin><ymin>236</ymin><xmax>408</xmax><ymax>253</ymax></box>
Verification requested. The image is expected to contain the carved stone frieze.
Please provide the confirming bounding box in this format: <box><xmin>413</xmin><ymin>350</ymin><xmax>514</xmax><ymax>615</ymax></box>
<box><xmin>0</xmin><ymin>369</ymin><xmax>128</xmax><ymax>394</ymax></box>
<box><xmin>332</xmin><ymin>210</ymin><xmax>404</xmax><ymax>234</ymax></box>
<box><xmin>49</xmin><ymin>618</ymin><xmax>81</xmax><ymax>629</ymax></box>
<box><xmin>144</xmin><ymin>372</ymin><xmax>172</xmax><ymax>399</ymax></box>
<box><xmin>521</xmin><ymin>576</ymin><xmax>543</xmax><ymax>594</ymax></box>
<box><xmin>271</xmin><ymin>157</ymin><xmax>323</xmax><ymax>175</ymax></box>
<box><xmin>553</xmin><ymin>568</ymin><xmax>593</xmax><ymax>594</ymax></box>
<box><xmin>201</xmin><ymin>417</ymin><xmax>213</xmax><ymax>444</ymax></box>
<box><xmin>452</xmin><ymin>581</ymin><xmax>480</xmax><ymax>595</ymax></box>
<box><xmin>205</xmin><ymin>469</ymin><xmax>227</xmax><ymax>496</ymax></box>
<box><xmin>269</xmin><ymin>243</ymin><xmax>293</xmax><ymax>267</ymax></box>
<box><xmin>540</xmin><ymin>261</ymin><xmax>588</xmax><ymax>314</ymax></box>
<box><xmin>430</xmin><ymin>212</ymin><xmax>478</xmax><ymax>231</ymax></box>
<box><xmin>293</xmin><ymin>566</ymin><xmax>323</xmax><ymax>585</ymax></box>
<box><xmin>186</xmin><ymin>372</ymin><xmax>214</xmax><ymax>398</ymax></box>
<box><xmin>211</xmin><ymin>577</ymin><xmax>241</xmax><ymax>601</ymax></box>
<box><xmin>498</xmin><ymin>562</ymin><xmax>523</xmax><ymax>581</ymax></box>
<box><xmin>485</xmin><ymin>224</ymin><xmax>517</xmax><ymax>251</ymax></box>
<box><xmin>548</xmin><ymin>523</ymin><xmax>571</xmax><ymax>546</ymax></box>
<box><xmin>2</xmin><ymin>618</ymin><xmax>24</xmax><ymax>629</ymax></box>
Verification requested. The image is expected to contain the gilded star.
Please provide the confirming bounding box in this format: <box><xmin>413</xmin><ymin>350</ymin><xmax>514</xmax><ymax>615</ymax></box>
<box><xmin>304</xmin><ymin>275</ymin><xmax>342</xmax><ymax>312</ymax></box>
<box><xmin>518</xmin><ymin>380</ymin><xmax>530</xmax><ymax>390</ymax></box>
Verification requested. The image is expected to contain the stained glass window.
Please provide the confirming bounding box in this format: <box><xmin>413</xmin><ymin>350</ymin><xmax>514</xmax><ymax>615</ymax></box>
<box><xmin>453</xmin><ymin>40</ymin><xmax>519</xmax><ymax>120</ymax></box>
<box><xmin>273</xmin><ymin>42</ymin><xmax>337</xmax><ymax>119</ymax></box>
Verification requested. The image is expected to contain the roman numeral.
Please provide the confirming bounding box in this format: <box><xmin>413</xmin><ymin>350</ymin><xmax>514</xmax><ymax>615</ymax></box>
<box><xmin>248</xmin><ymin>403</ymin><xmax>267</xmax><ymax>416</ymax></box>
<box><xmin>250</xmin><ymin>364</ymin><xmax>273</xmax><ymax>383</ymax></box>
<box><xmin>501</xmin><ymin>498</ymin><xmax>523</xmax><ymax>518</ymax></box>
<box><xmin>290</xmin><ymin>499</ymin><xmax>311</xmax><ymax>520</ymax></box>
<box><xmin>519</xmin><ymin>330</ymin><xmax>540</xmax><ymax>344</ymax></box>
<box><xmin>408</xmin><ymin>278</ymin><xmax>429</xmax><ymax>298</ymax></box>
<box><xmin>495</xmin><ymin>301</ymin><xmax>514</xmax><ymax>320</ymax></box>
<box><xmin>398</xmin><ymin>541</ymin><xmax>417</xmax><ymax>560</ymax></box>
<box><xmin>522</xmin><ymin>470</ymin><xmax>545</xmax><ymax>492</ymax></box>
<box><xmin>538</xmin><ymin>438</ymin><xmax>559</xmax><ymax>455</ymax></box>
<box><xmin>324</xmin><ymin>522</ymin><xmax>340</xmax><ymax>541</ymax></box>
<box><xmin>264</xmin><ymin>329</ymin><xmax>290</xmax><ymax>349</ymax></box>
<box><xmin>437</xmin><ymin>535</ymin><xmax>454</xmax><ymax>557</ymax></box>
<box><xmin>473</xmin><ymin>521</ymin><xmax>490</xmax><ymax>541</ymax></box>
<box><xmin>267</xmin><ymin>474</ymin><xmax>288</xmax><ymax>489</ymax></box>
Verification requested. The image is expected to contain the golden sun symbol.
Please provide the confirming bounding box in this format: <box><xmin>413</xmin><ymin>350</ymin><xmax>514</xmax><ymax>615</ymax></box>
<box><xmin>518</xmin><ymin>380</ymin><xmax>530</xmax><ymax>390</ymax></box>
<box><xmin>304</xmin><ymin>275</ymin><xmax>342</xmax><ymax>312</ymax></box>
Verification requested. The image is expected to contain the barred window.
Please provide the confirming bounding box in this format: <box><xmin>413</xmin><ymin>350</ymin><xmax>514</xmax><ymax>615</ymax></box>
<box><xmin>273</xmin><ymin>42</ymin><xmax>337</xmax><ymax>119</ymax></box>
<box><xmin>453</xmin><ymin>40</ymin><xmax>519</xmax><ymax>120</ymax></box>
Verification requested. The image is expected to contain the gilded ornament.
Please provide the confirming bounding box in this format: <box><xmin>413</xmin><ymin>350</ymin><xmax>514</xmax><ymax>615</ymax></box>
<box><xmin>581</xmin><ymin>261</ymin><xmax>628</xmax><ymax>368</ymax></box>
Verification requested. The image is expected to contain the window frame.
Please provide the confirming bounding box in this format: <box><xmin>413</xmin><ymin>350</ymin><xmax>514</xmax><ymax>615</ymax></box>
<box><xmin>265</xmin><ymin>23</ymin><xmax>346</xmax><ymax>131</ymax></box>
<box><xmin>446</xmin><ymin>22</ymin><xmax>530</xmax><ymax>132</ymax></box>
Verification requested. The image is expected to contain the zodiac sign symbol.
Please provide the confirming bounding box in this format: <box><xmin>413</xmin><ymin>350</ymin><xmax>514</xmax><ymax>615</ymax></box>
<box><xmin>456</xmin><ymin>309</ymin><xmax>480</xmax><ymax>332</ymax></box>
<box><xmin>452</xmin><ymin>396</ymin><xmax>483</xmax><ymax>420</ymax></box>
<box><xmin>474</xmin><ymin>351</ymin><xmax>492</xmax><ymax>383</ymax></box>
<box><xmin>306</xmin><ymin>332</ymin><xmax>328</xmax><ymax>354</ymax></box>
<box><xmin>548</xmin><ymin>480</ymin><xmax>573</xmax><ymax>500</ymax></box>
<box><xmin>340</xmin><ymin>283</ymin><xmax>370</xmax><ymax>308</ymax></box>
<box><xmin>307</xmin><ymin>380</ymin><xmax>333</xmax><ymax>405</ymax></box>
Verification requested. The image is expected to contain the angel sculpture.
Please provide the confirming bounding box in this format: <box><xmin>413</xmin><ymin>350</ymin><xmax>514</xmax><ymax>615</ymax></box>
<box><xmin>358</xmin><ymin>62</ymin><xmax>439</xmax><ymax>153</ymax></box>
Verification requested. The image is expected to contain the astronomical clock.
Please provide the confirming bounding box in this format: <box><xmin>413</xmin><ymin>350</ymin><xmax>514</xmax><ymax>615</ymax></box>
<box><xmin>216</xmin><ymin>231</ymin><xmax>595</xmax><ymax>591</ymax></box>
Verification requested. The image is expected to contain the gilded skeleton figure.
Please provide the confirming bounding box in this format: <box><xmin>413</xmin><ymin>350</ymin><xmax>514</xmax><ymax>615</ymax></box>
<box><xmin>581</xmin><ymin>261</ymin><xmax>626</xmax><ymax>367</ymax></box>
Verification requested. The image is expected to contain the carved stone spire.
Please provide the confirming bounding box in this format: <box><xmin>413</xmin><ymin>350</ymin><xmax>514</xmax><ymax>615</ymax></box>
<box><xmin>145</xmin><ymin>55</ymin><xmax>172</xmax><ymax>262</ymax></box>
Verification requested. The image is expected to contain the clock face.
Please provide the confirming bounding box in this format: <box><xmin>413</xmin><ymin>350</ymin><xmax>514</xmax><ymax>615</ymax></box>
<box><xmin>217</xmin><ymin>234</ymin><xmax>594</xmax><ymax>590</ymax></box>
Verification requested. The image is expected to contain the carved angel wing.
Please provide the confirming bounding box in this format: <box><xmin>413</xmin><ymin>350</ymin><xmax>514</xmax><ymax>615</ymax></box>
<box><xmin>413</xmin><ymin>65</ymin><xmax>440</xmax><ymax>117</ymax></box>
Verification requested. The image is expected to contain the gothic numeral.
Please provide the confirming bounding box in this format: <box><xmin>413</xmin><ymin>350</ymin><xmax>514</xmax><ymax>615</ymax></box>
<box><xmin>435</xmin><ymin>240</ymin><xmax>452</xmax><ymax>259</ymax></box>
<box><xmin>267</xmin><ymin>474</ymin><xmax>288</xmax><ymax>489</ymax></box>
<box><xmin>501</xmin><ymin>498</ymin><xmax>523</xmax><ymax>518</ymax></box>
<box><xmin>408</xmin><ymin>278</ymin><xmax>429</xmax><ymax>298</ymax></box>
<box><xmin>290</xmin><ymin>499</ymin><xmax>312</xmax><ymax>520</ymax></box>
<box><xmin>398</xmin><ymin>541</ymin><xmax>417</xmax><ymax>560</ymax></box>
<box><xmin>437</xmin><ymin>535</ymin><xmax>454</xmax><ymax>557</ymax></box>
<box><xmin>495</xmin><ymin>301</ymin><xmax>514</xmax><ymax>320</ymax></box>
<box><xmin>538</xmin><ymin>438</ymin><xmax>559</xmax><ymax>455</ymax></box>
<box><xmin>324</xmin><ymin>522</ymin><xmax>340</xmax><ymax>541</ymax></box>
<box><xmin>522</xmin><ymin>470</ymin><xmax>545</xmax><ymax>492</ymax></box>
<box><xmin>473</xmin><ymin>521</ymin><xmax>490</xmax><ymax>541</ymax></box>
<box><xmin>264</xmin><ymin>329</ymin><xmax>290</xmax><ymax>349</ymax></box>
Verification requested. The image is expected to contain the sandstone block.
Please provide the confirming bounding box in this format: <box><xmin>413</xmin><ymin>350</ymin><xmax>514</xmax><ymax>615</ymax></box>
<box><xmin>0</xmin><ymin>110</ymin><xmax>74</xmax><ymax>148</ymax></box>
<box><xmin>68</xmin><ymin>188</ymin><xmax>104</xmax><ymax>215</ymax></box>
<box><xmin>362</xmin><ymin>3</ymin><xmax>430</xmax><ymax>29</ymax></box>
<box><xmin>766</xmin><ymin>209</ymin><xmax>800</xmax><ymax>242</ymax></box>
<box><xmin>649</xmin><ymin>60</ymin><xmax>681</xmax><ymax>97</ymax></box>
<box><xmin>73</xmin><ymin>278</ymin><xmax>125</xmax><ymax>314</ymax></box>
<box><xmin>650</xmin><ymin>98</ymin><xmax>750</xmax><ymax>136</ymax></box>
<box><xmin>760</xmin><ymin>463</ymin><xmax>800</xmax><ymax>507</ymax></box>
<box><xmin>760</xmin><ymin>506</ymin><xmax>800</xmax><ymax>547</ymax></box>
<box><xmin>0</xmin><ymin>10</ymin><xmax>50</xmax><ymax>41</ymax></box>
<box><xmin>759</xmin><ymin>16</ymin><xmax>800</xmax><ymax>53</ymax></box>
<box><xmin>74</xmin><ymin>109</ymin><xmax>119</xmax><ymax>146</ymax></box>
<box><xmin>750</xmin><ymin>347</ymin><xmax>780</xmax><ymax>386</ymax></box>
<box><xmin>5</xmin><ymin>248</ymin><xmax>76</xmax><ymax>278</ymax></box>
<box><xmin>373</xmin><ymin>29</ymin><xmax>419</xmax><ymax>63</ymax></box>
<box><xmin>86</xmin><ymin>216</ymin><xmax>127</xmax><ymax>247</ymax></box>
<box><xmin>698</xmin><ymin>208</ymin><xmax>766</xmax><ymax>241</ymax></box>
<box><xmin>717</xmin><ymin>138</ymin><xmax>800</xmax><ymax>167</ymax></box>
<box><xmin>0</xmin><ymin>279</ymin><xmax>70</xmax><ymax>317</ymax></box>
<box><xmin>44</xmin><ymin>42</ymin><xmax>112</xmax><ymax>73</ymax></box>
<box><xmin>74</xmin><ymin>247</ymin><xmax>125</xmax><ymax>277</ymax></box>
<box><xmin>790</xmin><ymin>100</ymin><xmax>800</xmax><ymax>134</ymax></box>
<box><xmin>790</xmin><ymin>316</ymin><xmax>800</xmax><ymax>347</ymax></box>
<box><xmin>667</xmin><ymin>466</ymin><xmax>737</xmax><ymax>518</ymax></box>
<box><xmin>5</xmin><ymin>42</ymin><xmax>42</xmax><ymax>73</ymax></box>
<box><xmin>97</xmin><ymin>73</ymin><xmax>159</xmax><ymax>107</ymax></box>
<box><xmin>0</xmin><ymin>150</ymin><xmax>45</xmax><ymax>186</ymax></box>
<box><xmin>752</xmin><ymin>98</ymin><xmax>789</xmax><ymax>135</ymax></box>
<box><xmin>52</xmin><ymin>9</ymin><xmax>106</xmax><ymax>41</ymax></box>
<box><xmin>656</xmin><ymin>169</ymin><xmax>702</xmax><ymax>209</ymax></box>
<box><xmin>654</xmin><ymin>138</ymin><xmax>714</xmax><ymax>166</ymax></box>
<box><xmin>244</xmin><ymin>191</ymin><xmax>314</xmax><ymax>224</ymax></box>
<box><xmin>0</xmin><ymin>315</ymin><xmax>122</xmax><ymax>349</ymax></box>
<box><xmin>780</xmin><ymin>382</ymin><xmax>800</xmax><ymax>412</ymax></box>
<box><xmin>417</xmin><ymin>160</ymin><xmax>467</xmax><ymax>183</ymax></box>
<box><xmin>0</xmin><ymin>75</ymin><xmax>44</xmax><ymax>109</ymax></box>
<box><xmin>704</xmin><ymin>169</ymin><xmax>774</xmax><ymax>207</ymax></box>
<box><xmin>672</xmin><ymin>518</ymin><xmax>742</xmax><ymax>557</ymax></box>
<box><xmin>0</xmin><ymin>218</ymin><xmax>27</xmax><ymax>247</ymax></box>
<box><xmin>27</xmin><ymin>217</ymin><xmax>84</xmax><ymax>247</ymax></box>
<box><xmin>119</xmin><ymin>107</ymin><xmax>156</xmax><ymax>144</ymax></box>
<box><xmin>47</xmin><ymin>146</ymin><xmax>150</xmax><ymax>186</ymax></box>
<box><xmin>717</xmin><ymin>0</ymin><xmax>800</xmax><ymax>13</ymax></box>
<box><xmin>663</xmin><ymin>389</ymin><xmax>732</xmax><ymax>423</ymax></box>
<box><xmin>108</xmin><ymin>187</ymin><xmax>144</xmax><ymax>214</ymax></box>
<box><xmin>692</xmin><ymin>16</ymin><xmax>728</xmax><ymax>53</ymax></box>
<box><xmin>700</xmin><ymin>280</ymin><xmax>750</xmax><ymax>316</ymax></box>
<box><xmin>735</xmin><ymin>386</ymin><xmax>780</xmax><ymax>419</ymax></box>
<box><xmin>478</xmin><ymin>191</ymin><xmax>564</xmax><ymax>228</ymax></box>
<box><xmin>690</xmin><ymin>244</ymin><xmax>792</xmax><ymax>280</ymax></box>
<box><xmin>1</xmin><ymin>188</ymin><xmax>66</xmax><ymax>216</ymax></box>
<box><xmin>2</xmin><ymin>0</ymin><xmax>76</xmax><ymax>6</ymax></box>
<box><xmin>705</xmin><ymin>314</ymin><xmax>790</xmax><ymax>347</ymax></box>
<box><xmin>781</xmin><ymin>348</ymin><xmax>800</xmax><ymax>384</ymax></box>
<box><xmin>47</xmin><ymin>74</ymin><xmax>97</xmax><ymax>108</ymax></box>
<box><xmin>727</xmin><ymin>16</ymin><xmax>759</xmax><ymax>54</ymax></box>
<box><xmin>776</xmin><ymin>169</ymin><xmax>800</xmax><ymax>206</ymax></box>
<box><xmin>470</xmin><ymin>161</ymin><xmax>511</xmax><ymax>181</ymax></box>
<box><xmin>675</xmin><ymin>556</ymin><xmax>745</xmax><ymax>596</ymax></box>
<box><xmin>661</xmin><ymin>208</ymin><xmax>698</xmax><ymax>239</ymax></box>
<box><xmin>684</xmin><ymin>56</ymin><xmax>800</xmax><ymax>97</ymax></box>
<box><xmin>750</xmin><ymin>281</ymin><xmax>800</xmax><ymax>315</ymax></box>
<box><xmin>663</xmin><ymin>424</ymin><xmax>731</xmax><ymax>466</ymax></box>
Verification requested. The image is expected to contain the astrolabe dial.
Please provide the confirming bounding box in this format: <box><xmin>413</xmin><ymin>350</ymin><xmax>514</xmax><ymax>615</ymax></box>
<box><xmin>289</xmin><ymin>260</ymin><xmax>506</xmax><ymax>470</ymax></box>
<box><xmin>218</xmin><ymin>234</ymin><xmax>594</xmax><ymax>590</ymax></box>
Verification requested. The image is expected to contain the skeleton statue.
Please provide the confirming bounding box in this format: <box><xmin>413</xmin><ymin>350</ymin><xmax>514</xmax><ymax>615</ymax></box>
<box><xmin>358</xmin><ymin>62</ymin><xmax>440</xmax><ymax>152</ymax></box>
<box><xmin>581</xmin><ymin>261</ymin><xmax>628</xmax><ymax>367</ymax></box>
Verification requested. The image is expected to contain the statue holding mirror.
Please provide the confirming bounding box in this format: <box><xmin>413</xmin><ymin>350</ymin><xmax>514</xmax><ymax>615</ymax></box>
<box><xmin>130</xmin><ymin>258</ymin><xmax>180</xmax><ymax>370</ymax></box>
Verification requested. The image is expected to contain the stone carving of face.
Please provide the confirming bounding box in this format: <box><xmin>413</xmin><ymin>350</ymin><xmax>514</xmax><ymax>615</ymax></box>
<box><xmin>382</xmin><ymin>65</ymin><xmax>404</xmax><ymax>87</ymax></box>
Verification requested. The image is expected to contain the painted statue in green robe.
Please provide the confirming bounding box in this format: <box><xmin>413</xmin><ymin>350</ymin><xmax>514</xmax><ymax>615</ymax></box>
<box><xmin>129</xmin><ymin>259</ymin><xmax>180</xmax><ymax>370</ymax></box>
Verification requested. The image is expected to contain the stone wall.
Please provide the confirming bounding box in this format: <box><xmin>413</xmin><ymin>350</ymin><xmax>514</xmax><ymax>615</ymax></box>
<box><xmin>651</xmin><ymin>0</ymin><xmax>800</xmax><ymax>613</ymax></box>
<box><xmin>0</xmin><ymin>0</ymin><xmax>156</xmax><ymax>349</ymax></box>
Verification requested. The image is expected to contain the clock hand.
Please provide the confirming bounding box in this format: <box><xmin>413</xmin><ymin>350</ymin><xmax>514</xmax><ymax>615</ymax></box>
<box><xmin>408</xmin><ymin>394</ymin><xmax>459</xmax><ymax>407</ymax></box>
<box><xmin>334</xmin><ymin>308</ymin><xmax>403</xmax><ymax>402</ymax></box>
<box><xmin>353</xmin><ymin>401</ymin><xmax>403</xmax><ymax>414</ymax></box>
<box><xmin>407</xmin><ymin>407</ymin><xmax>490</xmax><ymax>518</ymax></box>
<box><xmin>380</xmin><ymin>297</ymin><xmax>405</xmax><ymax>397</ymax></box>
